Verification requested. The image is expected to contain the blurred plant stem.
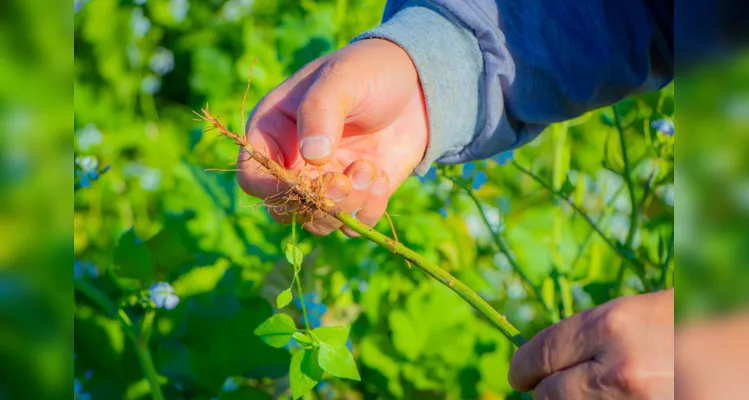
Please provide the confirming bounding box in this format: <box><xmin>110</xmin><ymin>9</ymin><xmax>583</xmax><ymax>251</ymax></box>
<box><xmin>612</xmin><ymin>105</ymin><xmax>639</xmax><ymax>247</ymax></box>
<box><xmin>660</xmin><ymin>231</ymin><xmax>675</xmax><ymax>288</ymax></box>
<box><xmin>511</xmin><ymin>160</ymin><xmax>653</xmax><ymax>291</ymax></box>
<box><xmin>75</xmin><ymin>280</ymin><xmax>165</xmax><ymax>400</ymax></box>
<box><xmin>551</xmin><ymin>123</ymin><xmax>574</xmax><ymax>319</ymax></box>
<box><xmin>450</xmin><ymin>177</ymin><xmax>558</xmax><ymax>322</ymax></box>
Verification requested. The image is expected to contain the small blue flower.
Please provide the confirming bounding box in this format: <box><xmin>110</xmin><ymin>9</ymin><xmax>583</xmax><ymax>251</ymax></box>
<box><xmin>462</xmin><ymin>163</ymin><xmax>476</xmax><ymax>179</ymax></box>
<box><xmin>651</xmin><ymin>119</ymin><xmax>674</xmax><ymax>136</ymax></box>
<box><xmin>74</xmin><ymin>0</ymin><xmax>89</xmax><ymax>13</ymax></box>
<box><xmin>472</xmin><ymin>171</ymin><xmax>487</xmax><ymax>190</ymax></box>
<box><xmin>141</xmin><ymin>75</ymin><xmax>161</xmax><ymax>94</ymax></box>
<box><xmin>438</xmin><ymin>208</ymin><xmax>448</xmax><ymax>219</ymax></box>
<box><xmin>169</xmin><ymin>0</ymin><xmax>190</xmax><ymax>22</ymax></box>
<box><xmin>131</xmin><ymin>8</ymin><xmax>151</xmax><ymax>38</ymax></box>
<box><xmin>149</xmin><ymin>48</ymin><xmax>174</xmax><ymax>76</ymax></box>
<box><xmin>75</xmin><ymin>124</ymin><xmax>103</xmax><ymax>151</ymax></box>
<box><xmin>75</xmin><ymin>156</ymin><xmax>109</xmax><ymax>189</ymax></box>
<box><xmin>149</xmin><ymin>282</ymin><xmax>180</xmax><ymax>310</ymax></box>
<box><xmin>222</xmin><ymin>377</ymin><xmax>239</xmax><ymax>393</ymax></box>
<box><xmin>492</xmin><ymin>151</ymin><xmax>514</xmax><ymax>166</ymax></box>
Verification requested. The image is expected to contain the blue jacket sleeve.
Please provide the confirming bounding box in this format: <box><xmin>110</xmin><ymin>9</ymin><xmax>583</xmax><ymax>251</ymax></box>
<box><xmin>354</xmin><ymin>0</ymin><xmax>674</xmax><ymax>174</ymax></box>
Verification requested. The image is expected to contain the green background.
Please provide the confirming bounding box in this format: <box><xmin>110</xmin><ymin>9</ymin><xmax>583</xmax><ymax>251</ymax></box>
<box><xmin>73</xmin><ymin>0</ymin><xmax>674</xmax><ymax>399</ymax></box>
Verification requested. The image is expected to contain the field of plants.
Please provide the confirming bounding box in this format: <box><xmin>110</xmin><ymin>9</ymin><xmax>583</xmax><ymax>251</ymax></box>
<box><xmin>73</xmin><ymin>0</ymin><xmax>674</xmax><ymax>399</ymax></box>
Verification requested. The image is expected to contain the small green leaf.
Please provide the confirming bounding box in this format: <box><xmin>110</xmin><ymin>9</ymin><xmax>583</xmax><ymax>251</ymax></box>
<box><xmin>285</xmin><ymin>244</ymin><xmax>303</xmax><ymax>266</ymax></box>
<box><xmin>276</xmin><ymin>289</ymin><xmax>293</xmax><ymax>309</ymax></box>
<box><xmin>318</xmin><ymin>342</ymin><xmax>360</xmax><ymax>381</ymax></box>
<box><xmin>290</xmin><ymin>349</ymin><xmax>323</xmax><ymax>399</ymax></box>
<box><xmin>253</xmin><ymin>314</ymin><xmax>297</xmax><ymax>348</ymax></box>
<box><xmin>292</xmin><ymin>332</ymin><xmax>313</xmax><ymax>347</ymax></box>
<box><xmin>312</xmin><ymin>326</ymin><xmax>349</xmax><ymax>347</ymax></box>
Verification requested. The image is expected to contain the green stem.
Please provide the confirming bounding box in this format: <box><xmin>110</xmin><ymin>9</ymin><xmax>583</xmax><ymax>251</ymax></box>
<box><xmin>291</xmin><ymin>213</ymin><xmax>312</xmax><ymax>333</ymax></box>
<box><xmin>75</xmin><ymin>280</ymin><xmax>165</xmax><ymax>400</ymax></box>
<box><xmin>451</xmin><ymin>178</ymin><xmax>556</xmax><ymax>320</ymax></box>
<box><xmin>118</xmin><ymin>310</ymin><xmax>165</xmax><ymax>400</ymax></box>
<box><xmin>511</xmin><ymin>160</ymin><xmax>652</xmax><ymax>291</ymax></box>
<box><xmin>613</xmin><ymin>105</ymin><xmax>639</xmax><ymax>248</ymax></box>
<box><xmin>659</xmin><ymin>231</ymin><xmax>675</xmax><ymax>289</ymax></box>
<box><xmin>337</xmin><ymin>211</ymin><xmax>526</xmax><ymax>347</ymax></box>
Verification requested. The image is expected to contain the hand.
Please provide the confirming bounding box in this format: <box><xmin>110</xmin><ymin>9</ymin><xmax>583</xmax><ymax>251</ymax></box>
<box><xmin>236</xmin><ymin>39</ymin><xmax>428</xmax><ymax>236</ymax></box>
<box><xmin>509</xmin><ymin>289</ymin><xmax>674</xmax><ymax>399</ymax></box>
<box><xmin>676</xmin><ymin>313</ymin><xmax>749</xmax><ymax>400</ymax></box>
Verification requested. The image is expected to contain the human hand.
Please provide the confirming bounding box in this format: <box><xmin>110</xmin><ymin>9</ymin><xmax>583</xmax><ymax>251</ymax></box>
<box><xmin>236</xmin><ymin>38</ymin><xmax>428</xmax><ymax>236</ymax></box>
<box><xmin>509</xmin><ymin>289</ymin><xmax>674</xmax><ymax>399</ymax></box>
<box><xmin>676</xmin><ymin>312</ymin><xmax>749</xmax><ymax>400</ymax></box>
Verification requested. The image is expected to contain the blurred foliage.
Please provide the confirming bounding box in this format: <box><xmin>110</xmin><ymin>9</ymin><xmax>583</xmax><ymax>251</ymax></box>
<box><xmin>73</xmin><ymin>0</ymin><xmax>674</xmax><ymax>399</ymax></box>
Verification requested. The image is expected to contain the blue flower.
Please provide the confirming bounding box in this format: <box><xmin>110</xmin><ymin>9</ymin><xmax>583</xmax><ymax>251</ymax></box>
<box><xmin>651</xmin><ymin>119</ymin><xmax>674</xmax><ymax>136</ymax></box>
<box><xmin>492</xmin><ymin>151</ymin><xmax>514</xmax><ymax>166</ymax></box>
<box><xmin>169</xmin><ymin>0</ymin><xmax>190</xmax><ymax>22</ymax></box>
<box><xmin>75</xmin><ymin>124</ymin><xmax>103</xmax><ymax>151</ymax></box>
<box><xmin>438</xmin><ymin>208</ymin><xmax>448</xmax><ymax>219</ymax></box>
<box><xmin>74</xmin><ymin>0</ymin><xmax>89</xmax><ymax>13</ymax></box>
<box><xmin>74</xmin><ymin>260</ymin><xmax>99</xmax><ymax>280</ymax></box>
<box><xmin>149</xmin><ymin>48</ymin><xmax>174</xmax><ymax>76</ymax></box>
<box><xmin>462</xmin><ymin>163</ymin><xmax>476</xmax><ymax>179</ymax></box>
<box><xmin>472</xmin><ymin>171</ymin><xmax>487</xmax><ymax>190</ymax></box>
<box><xmin>74</xmin><ymin>377</ymin><xmax>91</xmax><ymax>400</ymax></box>
<box><xmin>131</xmin><ymin>8</ymin><xmax>151</xmax><ymax>38</ymax></box>
<box><xmin>149</xmin><ymin>282</ymin><xmax>180</xmax><ymax>310</ymax></box>
<box><xmin>222</xmin><ymin>377</ymin><xmax>239</xmax><ymax>393</ymax></box>
<box><xmin>141</xmin><ymin>75</ymin><xmax>161</xmax><ymax>94</ymax></box>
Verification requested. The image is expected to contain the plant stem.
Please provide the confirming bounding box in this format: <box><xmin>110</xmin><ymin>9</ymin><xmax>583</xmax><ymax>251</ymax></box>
<box><xmin>612</xmin><ymin>105</ymin><xmax>639</xmax><ymax>248</ymax></box>
<box><xmin>199</xmin><ymin>108</ymin><xmax>526</xmax><ymax>347</ymax></box>
<box><xmin>75</xmin><ymin>280</ymin><xmax>165</xmax><ymax>400</ymax></box>
<box><xmin>337</xmin><ymin>211</ymin><xmax>525</xmax><ymax>346</ymax></box>
<box><xmin>292</xmin><ymin>213</ymin><xmax>313</xmax><ymax>333</ymax></box>
<box><xmin>450</xmin><ymin>177</ymin><xmax>556</xmax><ymax>320</ymax></box>
<box><xmin>659</xmin><ymin>231</ymin><xmax>675</xmax><ymax>289</ymax></box>
<box><xmin>511</xmin><ymin>160</ymin><xmax>652</xmax><ymax>291</ymax></box>
<box><xmin>118</xmin><ymin>310</ymin><xmax>165</xmax><ymax>400</ymax></box>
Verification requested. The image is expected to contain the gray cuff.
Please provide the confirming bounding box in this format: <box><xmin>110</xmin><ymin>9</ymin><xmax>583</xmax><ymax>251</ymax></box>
<box><xmin>352</xmin><ymin>0</ymin><xmax>484</xmax><ymax>175</ymax></box>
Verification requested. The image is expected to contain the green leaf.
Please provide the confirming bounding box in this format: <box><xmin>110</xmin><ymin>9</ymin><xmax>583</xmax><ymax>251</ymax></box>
<box><xmin>292</xmin><ymin>332</ymin><xmax>313</xmax><ymax>347</ymax></box>
<box><xmin>311</xmin><ymin>325</ymin><xmax>349</xmax><ymax>347</ymax></box>
<box><xmin>317</xmin><ymin>334</ymin><xmax>360</xmax><ymax>381</ymax></box>
<box><xmin>285</xmin><ymin>244</ymin><xmax>303</xmax><ymax>266</ymax></box>
<box><xmin>276</xmin><ymin>289</ymin><xmax>293</xmax><ymax>309</ymax></box>
<box><xmin>289</xmin><ymin>349</ymin><xmax>324</xmax><ymax>399</ymax></box>
<box><xmin>253</xmin><ymin>314</ymin><xmax>297</xmax><ymax>348</ymax></box>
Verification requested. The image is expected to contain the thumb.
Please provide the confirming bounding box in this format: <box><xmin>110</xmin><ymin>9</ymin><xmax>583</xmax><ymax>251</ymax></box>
<box><xmin>297</xmin><ymin>60</ymin><xmax>360</xmax><ymax>165</ymax></box>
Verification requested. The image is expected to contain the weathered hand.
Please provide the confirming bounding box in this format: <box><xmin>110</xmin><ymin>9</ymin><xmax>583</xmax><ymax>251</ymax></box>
<box><xmin>509</xmin><ymin>289</ymin><xmax>674</xmax><ymax>399</ymax></box>
<box><xmin>237</xmin><ymin>39</ymin><xmax>428</xmax><ymax>236</ymax></box>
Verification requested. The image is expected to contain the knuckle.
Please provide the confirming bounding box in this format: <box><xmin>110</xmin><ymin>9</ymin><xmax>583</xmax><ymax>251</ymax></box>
<box><xmin>599</xmin><ymin>305</ymin><xmax>628</xmax><ymax>339</ymax></box>
<box><xmin>605</xmin><ymin>362</ymin><xmax>648</xmax><ymax>398</ymax></box>
<box><xmin>318</xmin><ymin>58</ymin><xmax>352</xmax><ymax>80</ymax></box>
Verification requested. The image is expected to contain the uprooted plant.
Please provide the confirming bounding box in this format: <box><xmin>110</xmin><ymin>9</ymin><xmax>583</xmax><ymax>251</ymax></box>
<box><xmin>194</xmin><ymin>75</ymin><xmax>525</xmax><ymax>398</ymax></box>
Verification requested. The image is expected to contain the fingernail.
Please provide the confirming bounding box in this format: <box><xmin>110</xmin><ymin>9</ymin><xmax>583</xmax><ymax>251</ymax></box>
<box><xmin>352</xmin><ymin>170</ymin><xmax>375</xmax><ymax>190</ymax></box>
<box><xmin>371</xmin><ymin>177</ymin><xmax>389</xmax><ymax>196</ymax></box>
<box><xmin>326</xmin><ymin>185</ymin><xmax>348</xmax><ymax>202</ymax></box>
<box><xmin>300</xmin><ymin>137</ymin><xmax>332</xmax><ymax>160</ymax></box>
